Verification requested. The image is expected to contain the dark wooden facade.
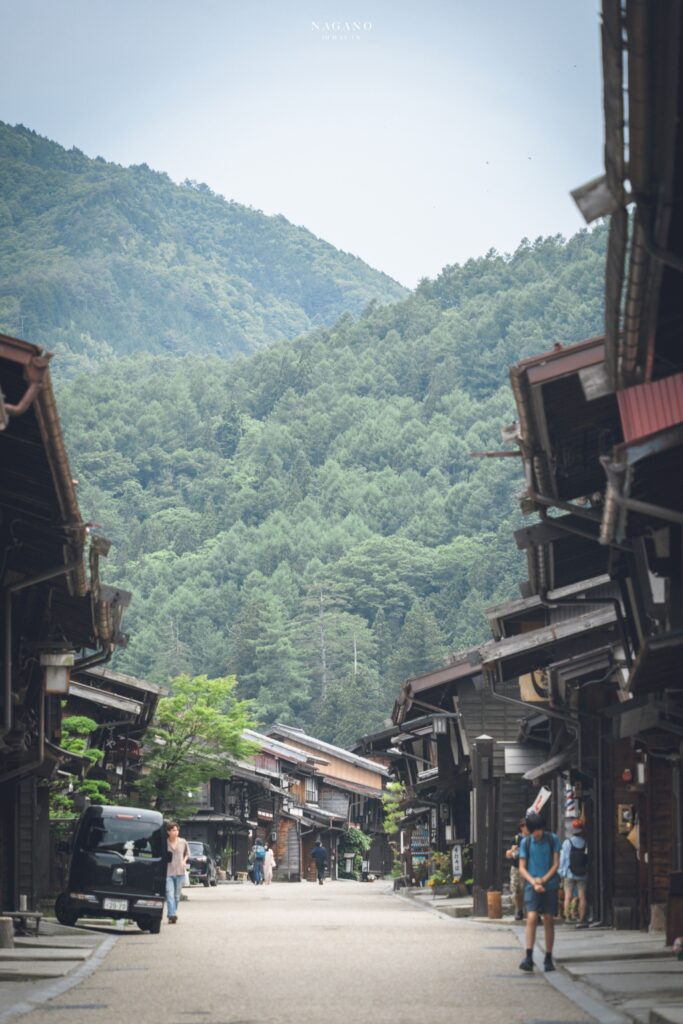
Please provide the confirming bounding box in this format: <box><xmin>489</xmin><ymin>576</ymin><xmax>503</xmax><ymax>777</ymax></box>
<box><xmin>0</xmin><ymin>333</ymin><xmax>129</xmax><ymax>913</ymax></box>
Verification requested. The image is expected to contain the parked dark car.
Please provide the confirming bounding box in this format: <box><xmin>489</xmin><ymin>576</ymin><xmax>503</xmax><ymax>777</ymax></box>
<box><xmin>188</xmin><ymin>841</ymin><xmax>218</xmax><ymax>887</ymax></box>
<box><xmin>55</xmin><ymin>805</ymin><xmax>166</xmax><ymax>933</ymax></box>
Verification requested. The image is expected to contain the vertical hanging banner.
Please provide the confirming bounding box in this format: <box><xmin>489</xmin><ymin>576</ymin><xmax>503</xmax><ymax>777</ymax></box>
<box><xmin>451</xmin><ymin>844</ymin><xmax>463</xmax><ymax>879</ymax></box>
<box><xmin>564</xmin><ymin>781</ymin><xmax>579</xmax><ymax>819</ymax></box>
<box><xmin>527</xmin><ymin>786</ymin><xmax>552</xmax><ymax>815</ymax></box>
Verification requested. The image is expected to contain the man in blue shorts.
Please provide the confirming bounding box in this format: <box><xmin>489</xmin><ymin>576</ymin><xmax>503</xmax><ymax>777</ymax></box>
<box><xmin>518</xmin><ymin>811</ymin><xmax>561</xmax><ymax>972</ymax></box>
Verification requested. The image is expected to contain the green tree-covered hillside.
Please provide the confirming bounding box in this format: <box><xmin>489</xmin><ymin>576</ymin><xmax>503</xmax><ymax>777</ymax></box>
<box><xmin>0</xmin><ymin>122</ymin><xmax>406</xmax><ymax>358</ymax></box>
<box><xmin>57</xmin><ymin>225</ymin><xmax>607</xmax><ymax>745</ymax></box>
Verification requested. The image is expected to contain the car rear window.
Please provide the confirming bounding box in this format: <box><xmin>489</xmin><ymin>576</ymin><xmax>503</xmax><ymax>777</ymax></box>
<box><xmin>81</xmin><ymin>816</ymin><xmax>164</xmax><ymax>860</ymax></box>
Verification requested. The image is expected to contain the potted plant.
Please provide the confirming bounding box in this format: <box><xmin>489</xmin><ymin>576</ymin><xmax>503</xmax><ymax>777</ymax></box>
<box><xmin>427</xmin><ymin>852</ymin><xmax>467</xmax><ymax>897</ymax></box>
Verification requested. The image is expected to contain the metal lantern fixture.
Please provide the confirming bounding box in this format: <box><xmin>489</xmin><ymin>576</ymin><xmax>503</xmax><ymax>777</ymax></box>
<box><xmin>41</xmin><ymin>652</ymin><xmax>75</xmax><ymax>694</ymax></box>
<box><xmin>432</xmin><ymin>716</ymin><xmax>448</xmax><ymax>736</ymax></box>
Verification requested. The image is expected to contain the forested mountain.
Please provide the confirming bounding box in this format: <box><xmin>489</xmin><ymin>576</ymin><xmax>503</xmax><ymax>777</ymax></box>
<box><xmin>0</xmin><ymin>122</ymin><xmax>406</xmax><ymax>358</ymax></box>
<box><xmin>56</xmin><ymin>225</ymin><xmax>608</xmax><ymax>745</ymax></box>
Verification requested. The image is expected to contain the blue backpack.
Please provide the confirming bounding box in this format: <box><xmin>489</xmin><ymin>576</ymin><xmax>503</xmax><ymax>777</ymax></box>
<box><xmin>255</xmin><ymin>845</ymin><xmax>266</xmax><ymax>861</ymax></box>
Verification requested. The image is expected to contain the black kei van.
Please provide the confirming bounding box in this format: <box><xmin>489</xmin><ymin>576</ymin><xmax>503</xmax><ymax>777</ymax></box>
<box><xmin>55</xmin><ymin>805</ymin><xmax>167</xmax><ymax>933</ymax></box>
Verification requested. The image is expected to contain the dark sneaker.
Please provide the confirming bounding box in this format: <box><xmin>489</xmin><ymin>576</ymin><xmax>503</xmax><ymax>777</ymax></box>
<box><xmin>514</xmin><ymin>910</ymin><xmax>523</xmax><ymax>921</ymax></box>
<box><xmin>519</xmin><ymin>957</ymin><xmax>534</xmax><ymax>972</ymax></box>
<box><xmin>544</xmin><ymin>958</ymin><xmax>555</xmax><ymax>972</ymax></box>
<box><xmin>575</xmin><ymin>921</ymin><xmax>588</xmax><ymax>929</ymax></box>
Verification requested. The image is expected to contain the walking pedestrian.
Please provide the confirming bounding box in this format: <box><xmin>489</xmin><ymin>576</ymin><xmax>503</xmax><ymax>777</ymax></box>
<box><xmin>252</xmin><ymin>839</ymin><xmax>266</xmax><ymax>885</ymax></box>
<box><xmin>518</xmin><ymin>812</ymin><xmax>561</xmax><ymax>973</ymax></box>
<box><xmin>166</xmin><ymin>821</ymin><xmax>190</xmax><ymax>924</ymax></box>
<box><xmin>263</xmin><ymin>843</ymin><xmax>276</xmax><ymax>884</ymax></box>
<box><xmin>505</xmin><ymin>817</ymin><xmax>530</xmax><ymax>921</ymax></box>
<box><xmin>311</xmin><ymin>840</ymin><xmax>327</xmax><ymax>884</ymax></box>
<box><xmin>560</xmin><ymin>819</ymin><xmax>588</xmax><ymax>928</ymax></box>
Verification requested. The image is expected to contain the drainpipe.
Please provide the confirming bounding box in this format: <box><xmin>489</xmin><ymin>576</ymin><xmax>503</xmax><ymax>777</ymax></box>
<box><xmin>3</xmin><ymin>560</ymin><xmax>82</xmax><ymax>739</ymax></box>
<box><xmin>73</xmin><ymin>644</ymin><xmax>112</xmax><ymax>673</ymax></box>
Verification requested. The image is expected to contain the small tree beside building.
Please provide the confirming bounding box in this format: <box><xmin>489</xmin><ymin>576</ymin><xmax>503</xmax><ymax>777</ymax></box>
<box><xmin>137</xmin><ymin>673</ymin><xmax>255</xmax><ymax>817</ymax></box>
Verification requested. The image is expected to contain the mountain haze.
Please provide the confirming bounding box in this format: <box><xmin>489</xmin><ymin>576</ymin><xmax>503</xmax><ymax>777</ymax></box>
<box><xmin>0</xmin><ymin>122</ymin><xmax>406</xmax><ymax>358</ymax></box>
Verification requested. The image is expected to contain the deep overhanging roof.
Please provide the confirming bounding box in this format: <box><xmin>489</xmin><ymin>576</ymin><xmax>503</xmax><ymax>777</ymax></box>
<box><xmin>243</xmin><ymin>728</ymin><xmax>314</xmax><ymax>766</ymax></box>
<box><xmin>321</xmin><ymin>775</ymin><xmax>384</xmax><ymax>799</ymax></box>
<box><xmin>268</xmin><ymin>724</ymin><xmax>390</xmax><ymax>778</ymax></box>
<box><xmin>601</xmin><ymin>423</ymin><xmax>683</xmax><ymax>544</ymax></box>
<box><xmin>627</xmin><ymin>631</ymin><xmax>683</xmax><ymax>696</ymax></box>
<box><xmin>485</xmin><ymin>574</ymin><xmax>612</xmax><ymax>636</ymax></box>
<box><xmin>523</xmin><ymin>744</ymin><xmax>576</xmax><ymax>782</ymax></box>
<box><xmin>402</xmin><ymin>651</ymin><xmax>482</xmax><ymax>695</ymax></box>
<box><xmin>80</xmin><ymin>666</ymin><xmax>170</xmax><ymax>698</ymax></box>
<box><xmin>68</xmin><ymin>680</ymin><xmax>144</xmax><ymax>716</ymax></box>
<box><xmin>601</xmin><ymin>0</ymin><xmax>683</xmax><ymax>389</ymax></box>
<box><xmin>0</xmin><ymin>332</ymin><xmax>86</xmax><ymax>597</ymax></box>
<box><xmin>393</xmin><ymin>650</ymin><xmax>483</xmax><ymax>725</ymax></box>
<box><xmin>480</xmin><ymin>605</ymin><xmax>617</xmax><ymax>667</ymax></box>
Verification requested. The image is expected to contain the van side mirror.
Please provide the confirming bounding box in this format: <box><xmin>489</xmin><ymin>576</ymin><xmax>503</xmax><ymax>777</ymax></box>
<box><xmin>57</xmin><ymin>840</ymin><xmax>71</xmax><ymax>855</ymax></box>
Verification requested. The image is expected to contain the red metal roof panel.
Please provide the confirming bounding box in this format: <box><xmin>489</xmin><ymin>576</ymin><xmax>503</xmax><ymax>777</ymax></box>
<box><xmin>617</xmin><ymin>372</ymin><xmax>683</xmax><ymax>443</ymax></box>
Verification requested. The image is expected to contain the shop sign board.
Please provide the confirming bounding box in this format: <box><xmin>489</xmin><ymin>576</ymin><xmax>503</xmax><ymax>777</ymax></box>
<box><xmin>451</xmin><ymin>844</ymin><xmax>463</xmax><ymax>879</ymax></box>
<box><xmin>528</xmin><ymin>786</ymin><xmax>551</xmax><ymax>816</ymax></box>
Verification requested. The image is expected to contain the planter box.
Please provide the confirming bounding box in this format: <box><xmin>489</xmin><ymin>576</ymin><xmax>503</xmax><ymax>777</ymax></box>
<box><xmin>432</xmin><ymin>883</ymin><xmax>468</xmax><ymax>898</ymax></box>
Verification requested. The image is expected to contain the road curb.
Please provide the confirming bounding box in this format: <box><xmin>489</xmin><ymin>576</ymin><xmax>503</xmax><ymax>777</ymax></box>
<box><xmin>0</xmin><ymin>933</ymin><xmax>118</xmax><ymax>1024</ymax></box>
<box><xmin>512</xmin><ymin>929</ymin><xmax>631</xmax><ymax>1024</ymax></box>
<box><xmin>392</xmin><ymin>889</ymin><xmax>630</xmax><ymax>1024</ymax></box>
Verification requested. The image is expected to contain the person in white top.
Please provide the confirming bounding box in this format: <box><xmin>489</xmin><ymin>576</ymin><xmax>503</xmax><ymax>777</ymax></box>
<box><xmin>263</xmin><ymin>843</ymin><xmax>276</xmax><ymax>884</ymax></box>
<box><xmin>166</xmin><ymin>821</ymin><xmax>190</xmax><ymax>924</ymax></box>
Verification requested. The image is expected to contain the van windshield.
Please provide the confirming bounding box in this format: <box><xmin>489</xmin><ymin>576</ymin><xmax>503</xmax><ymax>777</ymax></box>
<box><xmin>81</xmin><ymin>816</ymin><xmax>164</xmax><ymax>861</ymax></box>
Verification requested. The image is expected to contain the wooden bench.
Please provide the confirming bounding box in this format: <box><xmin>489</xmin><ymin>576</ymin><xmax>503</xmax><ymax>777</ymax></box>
<box><xmin>4</xmin><ymin>911</ymin><xmax>42</xmax><ymax>936</ymax></box>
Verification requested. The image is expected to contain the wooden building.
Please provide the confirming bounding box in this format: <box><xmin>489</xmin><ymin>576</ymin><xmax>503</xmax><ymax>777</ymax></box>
<box><xmin>0</xmin><ymin>333</ymin><xmax>129</xmax><ymax>913</ymax></box>
<box><xmin>500</xmin><ymin>0</ymin><xmax>683</xmax><ymax>929</ymax></box>
<box><xmin>359</xmin><ymin>654</ymin><xmax>535</xmax><ymax>910</ymax></box>
<box><xmin>65</xmin><ymin>665</ymin><xmax>167</xmax><ymax>800</ymax></box>
<box><xmin>267</xmin><ymin>724</ymin><xmax>390</xmax><ymax>880</ymax></box>
<box><xmin>181</xmin><ymin>725</ymin><xmax>389</xmax><ymax>882</ymax></box>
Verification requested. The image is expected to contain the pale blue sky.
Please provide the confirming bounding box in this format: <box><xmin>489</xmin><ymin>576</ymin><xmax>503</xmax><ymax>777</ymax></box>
<box><xmin>0</xmin><ymin>0</ymin><xmax>602</xmax><ymax>287</ymax></box>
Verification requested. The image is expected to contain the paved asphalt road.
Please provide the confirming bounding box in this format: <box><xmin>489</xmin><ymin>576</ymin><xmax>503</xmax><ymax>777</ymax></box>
<box><xmin>19</xmin><ymin>882</ymin><xmax>591</xmax><ymax>1024</ymax></box>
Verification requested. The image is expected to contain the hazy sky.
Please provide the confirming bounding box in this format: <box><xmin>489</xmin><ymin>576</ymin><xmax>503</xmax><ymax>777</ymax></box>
<box><xmin>1</xmin><ymin>0</ymin><xmax>602</xmax><ymax>287</ymax></box>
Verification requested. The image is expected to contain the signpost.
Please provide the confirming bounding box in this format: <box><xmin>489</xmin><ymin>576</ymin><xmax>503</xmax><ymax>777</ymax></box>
<box><xmin>451</xmin><ymin>843</ymin><xmax>463</xmax><ymax>879</ymax></box>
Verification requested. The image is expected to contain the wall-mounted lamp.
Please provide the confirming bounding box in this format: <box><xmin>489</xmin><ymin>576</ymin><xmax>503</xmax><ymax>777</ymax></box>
<box><xmin>41</xmin><ymin>652</ymin><xmax>75</xmax><ymax>694</ymax></box>
<box><xmin>432</xmin><ymin>716</ymin><xmax>448</xmax><ymax>736</ymax></box>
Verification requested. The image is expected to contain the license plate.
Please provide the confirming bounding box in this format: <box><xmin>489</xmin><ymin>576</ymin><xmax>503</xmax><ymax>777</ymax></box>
<box><xmin>103</xmin><ymin>898</ymin><xmax>128</xmax><ymax>912</ymax></box>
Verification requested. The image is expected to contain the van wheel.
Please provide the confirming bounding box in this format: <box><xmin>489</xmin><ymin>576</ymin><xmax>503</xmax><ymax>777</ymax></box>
<box><xmin>148</xmin><ymin>917</ymin><xmax>162</xmax><ymax>934</ymax></box>
<box><xmin>136</xmin><ymin>916</ymin><xmax>151</xmax><ymax>931</ymax></box>
<box><xmin>203</xmin><ymin>879</ymin><xmax>210</xmax><ymax>887</ymax></box>
<box><xmin>55</xmin><ymin>894</ymin><xmax>78</xmax><ymax>927</ymax></box>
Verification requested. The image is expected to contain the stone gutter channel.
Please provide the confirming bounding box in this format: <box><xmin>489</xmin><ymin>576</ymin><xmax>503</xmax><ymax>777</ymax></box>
<box><xmin>0</xmin><ymin>918</ymin><xmax>118</xmax><ymax>1024</ymax></box>
<box><xmin>395</xmin><ymin>888</ymin><xmax>683</xmax><ymax>1024</ymax></box>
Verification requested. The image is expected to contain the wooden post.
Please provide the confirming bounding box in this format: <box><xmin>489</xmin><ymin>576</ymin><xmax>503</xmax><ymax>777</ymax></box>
<box><xmin>0</xmin><ymin>918</ymin><xmax>14</xmax><ymax>948</ymax></box>
<box><xmin>471</xmin><ymin>735</ymin><xmax>495</xmax><ymax>917</ymax></box>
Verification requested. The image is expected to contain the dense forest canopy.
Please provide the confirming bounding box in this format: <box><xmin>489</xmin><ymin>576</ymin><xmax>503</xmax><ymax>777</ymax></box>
<box><xmin>55</xmin><ymin>224</ymin><xmax>607</xmax><ymax>745</ymax></box>
<box><xmin>0</xmin><ymin>122</ymin><xmax>406</xmax><ymax>358</ymax></box>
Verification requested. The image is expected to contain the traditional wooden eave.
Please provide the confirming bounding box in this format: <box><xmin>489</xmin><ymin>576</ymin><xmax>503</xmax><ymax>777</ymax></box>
<box><xmin>0</xmin><ymin>332</ymin><xmax>86</xmax><ymax>596</ymax></box>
